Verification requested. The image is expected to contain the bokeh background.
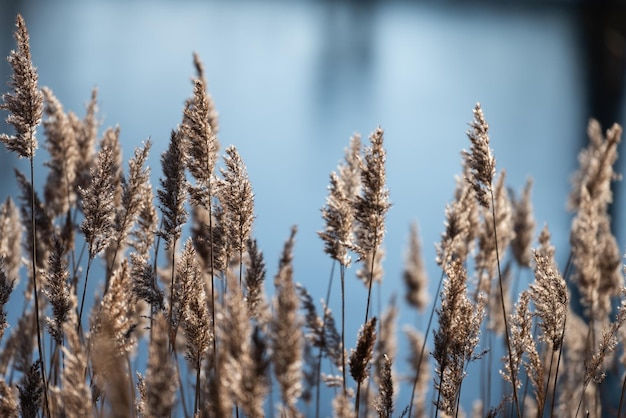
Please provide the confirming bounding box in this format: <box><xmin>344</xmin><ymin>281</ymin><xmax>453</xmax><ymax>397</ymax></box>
<box><xmin>1</xmin><ymin>0</ymin><xmax>626</xmax><ymax>416</ymax></box>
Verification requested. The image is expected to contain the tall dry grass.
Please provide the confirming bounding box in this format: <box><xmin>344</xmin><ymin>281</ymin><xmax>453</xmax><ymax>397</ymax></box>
<box><xmin>1</xmin><ymin>13</ymin><xmax>626</xmax><ymax>418</ymax></box>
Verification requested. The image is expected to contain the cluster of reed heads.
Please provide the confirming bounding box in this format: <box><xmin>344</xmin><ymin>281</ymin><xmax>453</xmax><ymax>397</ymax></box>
<box><xmin>1</xmin><ymin>13</ymin><xmax>626</xmax><ymax>418</ymax></box>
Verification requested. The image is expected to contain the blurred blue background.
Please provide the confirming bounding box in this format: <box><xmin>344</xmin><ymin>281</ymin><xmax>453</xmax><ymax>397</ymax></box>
<box><xmin>1</xmin><ymin>0</ymin><xmax>626</xmax><ymax>416</ymax></box>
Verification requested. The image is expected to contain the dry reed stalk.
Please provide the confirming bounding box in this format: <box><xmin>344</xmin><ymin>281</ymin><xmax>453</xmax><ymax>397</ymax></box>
<box><xmin>0</xmin><ymin>15</ymin><xmax>48</xmax><ymax>416</ymax></box>
<box><xmin>475</xmin><ymin>170</ymin><xmax>513</xmax><ymax>296</ymax></box>
<box><xmin>462</xmin><ymin>103</ymin><xmax>520</xmax><ymax>416</ymax></box>
<box><xmin>501</xmin><ymin>292</ymin><xmax>539</xmax><ymax>409</ymax></box>
<box><xmin>244</xmin><ymin>237</ymin><xmax>268</xmax><ymax>321</ymax></box>
<box><xmin>181</xmin><ymin>239</ymin><xmax>212</xmax><ymax>413</ymax></box>
<box><xmin>219</xmin><ymin>276</ymin><xmax>267</xmax><ymax>417</ymax></box>
<box><xmin>41</xmin><ymin>87</ymin><xmax>77</xmax><ymax>218</ymax></box>
<box><xmin>408</xmin><ymin>170</ymin><xmax>479</xmax><ymax>418</ymax></box>
<box><xmin>374</xmin><ymin>354</ymin><xmax>393</xmax><ymax>418</ymax></box>
<box><xmin>318</xmin><ymin>133</ymin><xmax>361</xmax><ymax>404</ymax></box>
<box><xmin>271</xmin><ymin>226</ymin><xmax>303</xmax><ymax>417</ymax></box>
<box><xmin>374</xmin><ymin>300</ymin><xmax>397</xmax><ymax>398</ymax></box>
<box><xmin>218</xmin><ymin>145</ymin><xmax>255</xmax><ymax>288</ymax></box>
<box><xmin>352</xmin><ymin>127</ymin><xmax>390</xmax><ymax>325</ymax></box>
<box><xmin>105</xmin><ymin>140</ymin><xmax>152</xmax><ymax>288</ymax></box>
<box><xmin>349</xmin><ymin>316</ymin><xmax>377</xmax><ymax>415</ymax></box>
<box><xmin>433</xmin><ymin>259</ymin><xmax>485</xmax><ymax>416</ymax></box>
<box><xmin>182</xmin><ymin>68</ymin><xmax>221</xmax><ymax>367</ymax></box>
<box><xmin>43</xmin><ymin>237</ymin><xmax>73</xmax><ymax>346</ymax></box>
<box><xmin>157</xmin><ymin>128</ymin><xmax>188</xmax><ymax>351</ymax></box>
<box><xmin>78</xmin><ymin>139</ymin><xmax>118</xmax><ymax>330</ymax></box>
<box><xmin>170</xmin><ymin>239</ymin><xmax>200</xmax><ymax>357</ymax></box>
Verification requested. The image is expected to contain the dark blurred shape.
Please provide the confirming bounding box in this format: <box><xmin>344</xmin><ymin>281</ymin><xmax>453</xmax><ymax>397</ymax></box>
<box><xmin>577</xmin><ymin>1</ymin><xmax>626</xmax><ymax>238</ymax></box>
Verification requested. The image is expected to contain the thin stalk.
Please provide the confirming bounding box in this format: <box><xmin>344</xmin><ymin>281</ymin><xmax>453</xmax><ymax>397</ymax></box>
<box><xmin>168</xmin><ymin>242</ymin><xmax>177</xmax><ymax>352</ymax></box>
<box><xmin>363</xmin><ymin>246</ymin><xmax>377</xmax><ymax>325</ymax></box>
<box><xmin>618</xmin><ymin>373</ymin><xmax>626</xmax><ymax>418</ymax></box>
<box><xmin>491</xmin><ymin>189</ymin><xmax>521</xmax><ymax>418</ymax></box>
<box><xmin>356</xmin><ymin>246</ymin><xmax>378</xmax><ymax>416</ymax></box>
<box><xmin>77</xmin><ymin>257</ymin><xmax>94</xmax><ymax>332</ymax></box>
<box><xmin>315</xmin><ymin>261</ymin><xmax>335</xmax><ymax>418</ymax></box>
<box><xmin>29</xmin><ymin>154</ymin><xmax>50</xmax><ymax>416</ymax></box>
<box><xmin>542</xmin><ymin>347</ymin><xmax>555</xmax><ymax>417</ymax></box>
<box><xmin>194</xmin><ymin>358</ymin><xmax>201</xmax><ymax>414</ymax></box>
<box><xmin>340</xmin><ymin>264</ymin><xmax>346</xmax><ymax>397</ymax></box>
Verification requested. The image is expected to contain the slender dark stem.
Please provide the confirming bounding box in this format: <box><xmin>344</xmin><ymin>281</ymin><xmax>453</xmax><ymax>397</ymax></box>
<box><xmin>340</xmin><ymin>264</ymin><xmax>346</xmax><ymax>397</ymax></box>
<box><xmin>434</xmin><ymin>358</ymin><xmax>446</xmax><ymax>418</ymax></box>
<box><xmin>491</xmin><ymin>189</ymin><xmax>521</xmax><ymax>418</ymax></box>
<box><xmin>194</xmin><ymin>358</ymin><xmax>201</xmax><ymax>414</ymax></box>
<box><xmin>315</xmin><ymin>261</ymin><xmax>335</xmax><ymax>418</ymax></box>
<box><xmin>29</xmin><ymin>154</ymin><xmax>50</xmax><ymax>417</ymax></box>
<box><xmin>542</xmin><ymin>346</ymin><xmax>555</xmax><ymax>417</ymax></box>
<box><xmin>617</xmin><ymin>372</ymin><xmax>626</xmax><ymax>418</ymax></box>
<box><xmin>356</xmin><ymin>246</ymin><xmax>377</xmax><ymax>415</ymax></box>
<box><xmin>168</xmin><ymin>242</ymin><xmax>177</xmax><ymax>352</ymax></box>
<box><xmin>550</xmin><ymin>252</ymin><xmax>573</xmax><ymax>418</ymax></box>
<box><xmin>363</xmin><ymin>247</ymin><xmax>377</xmax><ymax>325</ymax></box>
<box><xmin>77</xmin><ymin>256</ymin><xmax>93</xmax><ymax>332</ymax></box>
<box><xmin>355</xmin><ymin>380</ymin><xmax>362</xmax><ymax>415</ymax></box>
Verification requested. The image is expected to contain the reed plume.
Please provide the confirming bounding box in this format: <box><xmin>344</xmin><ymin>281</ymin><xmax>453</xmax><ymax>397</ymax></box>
<box><xmin>158</xmin><ymin>128</ymin><xmax>188</xmax><ymax>349</ymax></box>
<box><xmin>433</xmin><ymin>260</ymin><xmax>485</xmax><ymax>416</ymax></box>
<box><xmin>43</xmin><ymin>237</ymin><xmax>73</xmax><ymax>346</ymax></box>
<box><xmin>271</xmin><ymin>226</ymin><xmax>303</xmax><ymax>417</ymax></box>
<box><xmin>18</xmin><ymin>360</ymin><xmax>43</xmax><ymax>418</ymax></box>
<box><xmin>218</xmin><ymin>145</ymin><xmax>255</xmax><ymax>286</ymax></box>
<box><xmin>352</xmin><ymin>127</ymin><xmax>390</xmax><ymax>323</ymax></box>
<box><xmin>374</xmin><ymin>354</ymin><xmax>393</xmax><ymax>418</ymax></box>
<box><xmin>349</xmin><ymin>316</ymin><xmax>377</xmax><ymax>414</ymax></box>
<box><xmin>461</xmin><ymin>103</ymin><xmax>495</xmax><ymax>209</ymax></box>
<box><xmin>106</xmin><ymin>140</ymin><xmax>152</xmax><ymax>287</ymax></box>
<box><xmin>78</xmin><ymin>139</ymin><xmax>118</xmax><ymax>328</ymax></box>
<box><xmin>0</xmin><ymin>14</ymin><xmax>43</xmax><ymax>160</ymax></box>
<box><xmin>42</xmin><ymin>87</ymin><xmax>77</xmax><ymax>218</ymax></box>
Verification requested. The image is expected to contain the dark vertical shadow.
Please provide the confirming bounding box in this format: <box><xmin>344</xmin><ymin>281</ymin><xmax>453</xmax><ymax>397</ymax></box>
<box><xmin>575</xmin><ymin>3</ymin><xmax>626</xmax><ymax>415</ymax></box>
<box><xmin>315</xmin><ymin>0</ymin><xmax>376</xmax><ymax>131</ymax></box>
<box><xmin>577</xmin><ymin>1</ymin><xmax>626</xmax><ymax>236</ymax></box>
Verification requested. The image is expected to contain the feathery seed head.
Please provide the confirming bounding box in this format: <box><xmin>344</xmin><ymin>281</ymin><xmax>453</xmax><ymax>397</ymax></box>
<box><xmin>0</xmin><ymin>15</ymin><xmax>43</xmax><ymax>159</ymax></box>
<box><xmin>462</xmin><ymin>103</ymin><xmax>496</xmax><ymax>208</ymax></box>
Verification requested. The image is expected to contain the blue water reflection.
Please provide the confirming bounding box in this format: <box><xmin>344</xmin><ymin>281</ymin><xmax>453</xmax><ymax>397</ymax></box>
<box><xmin>1</xmin><ymin>0</ymin><xmax>620</xmax><ymax>415</ymax></box>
